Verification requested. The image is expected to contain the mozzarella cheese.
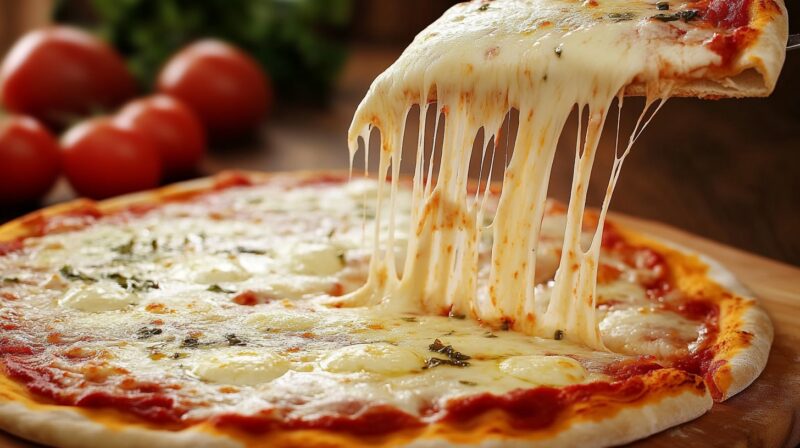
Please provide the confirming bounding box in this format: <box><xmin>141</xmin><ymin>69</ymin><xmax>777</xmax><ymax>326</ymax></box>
<box><xmin>320</xmin><ymin>343</ymin><xmax>423</xmax><ymax>375</ymax></box>
<box><xmin>59</xmin><ymin>282</ymin><xmax>138</xmax><ymax>312</ymax></box>
<box><xmin>342</xmin><ymin>0</ymin><xmax>733</xmax><ymax>348</ymax></box>
<box><xmin>191</xmin><ymin>350</ymin><xmax>290</xmax><ymax>386</ymax></box>
<box><xmin>499</xmin><ymin>355</ymin><xmax>587</xmax><ymax>386</ymax></box>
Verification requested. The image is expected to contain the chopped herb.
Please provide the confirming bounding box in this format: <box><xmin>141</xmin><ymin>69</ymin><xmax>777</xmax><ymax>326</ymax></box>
<box><xmin>2</xmin><ymin>277</ymin><xmax>20</xmax><ymax>284</ymax></box>
<box><xmin>106</xmin><ymin>273</ymin><xmax>159</xmax><ymax>292</ymax></box>
<box><xmin>429</xmin><ymin>339</ymin><xmax>471</xmax><ymax>361</ymax></box>
<box><xmin>225</xmin><ymin>334</ymin><xmax>246</xmax><ymax>346</ymax></box>
<box><xmin>113</xmin><ymin>239</ymin><xmax>135</xmax><ymax>255</ymax></box>
<box><xmin>401</xmin><ymin>316</ymin><xmax>418</xmax><ymax>323</ymax></box>
<box><xmin>652</xmin><ymin>10</ymin><xmax>698</xmax><ymax>22</ymax></box>
<box><xmin>424</xmin><ymin>357</ymin><xmax>470</xmax><ymax>369</ymax></box>
<box><xmin>337</xmin><ymin>252</ymin><xmax>346</xmax><ymax>266</ymax></box>
<box><xmin>150</xmin><ymin>239</ymin><xmax>159</xmax><ymax>251</ymax></box>
<box><xmin>554</xmin><ymin>329</ymin><xmax>565</xmax><ymax>340</ymax></box>
<box><xmin>327</xmin><ymin>229</ymin><xmax>336</xmax><ymax>238</ymax></box>
<box><xmin>554</xmin><ymin>45</ymin><xmax>563</xmax><ymax>57</ymax></box>
<box><xmin>171</xmin><ymin>352</ymin><xmax>189</xmax><ymax>359</ymax></box>
<box><xmin>207</xmin><ymin>284</ymin><xmax>235</xmax><ymax>294</ymax></box>
<box><xmin>459</xmin><ymin>380</ymin><xmax>478</xmax><ymax>386</ymax></box>
<box><xmin>607</xmin><ymin>12</ymin><xmax>635</xmax><ymax>22</ymax></box>
<box><xmin>542</xmin><ymin>73</ymin><xmax>548</xmax><ymax>81</ymax></box>
<box><xmin>236</xmin><ymin>246</ymin><xmax>266</xmax><ymax>255</ymax></box>
<box><xmin>478</xmin><ymin>3</ymin><xmax>489</xmax><ymax>11</ymax></box>
<box><xmin>656</xmin><ymin>1</ymin><xmax>669</xmax><ymax>10</ymax></box>
<box><xmin>59</xmin><ymin>265</ymin><xmax>96</xmax><ymax>283</ymax></box>
<box><xmin>137</xmin><ymin>327</ymin><xmax>163</xmax><ymax>339</ymax></box>
<box><xmin>181</xmin><ymin>337</ymin><xmax>200</xmax><ymax>348</ymax></box>
<box><xmin>484</xmin><ymin>332</ymin><xmax>498</xmax><ymax>338</ymax></box>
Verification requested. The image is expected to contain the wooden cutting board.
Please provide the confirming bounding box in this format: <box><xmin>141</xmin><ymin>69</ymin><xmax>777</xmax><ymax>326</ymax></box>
<box><xmin>0</xmin><ymin>213</ymin><xmax>798</xmax><ymax>448</ymax></box>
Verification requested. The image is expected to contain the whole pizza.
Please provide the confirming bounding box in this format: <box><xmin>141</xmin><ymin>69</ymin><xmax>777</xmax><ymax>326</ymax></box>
<box><xmin>0</xmin><ymin>0</ymin><xmax>789</xmax><ymax>447</ymax></box>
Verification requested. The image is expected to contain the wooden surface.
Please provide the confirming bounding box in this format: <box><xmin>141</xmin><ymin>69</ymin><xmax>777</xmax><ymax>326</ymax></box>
<box><xmin>0</xmin><ymin>212</ymin><xmax>797</xmax><ymax>448</ymax></box>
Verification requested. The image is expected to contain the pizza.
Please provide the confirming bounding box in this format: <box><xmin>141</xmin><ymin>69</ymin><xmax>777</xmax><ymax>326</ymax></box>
<box><xmin>0</xmin><ymin>171</ymin><xmax>774</xmax><ymax>447</ymax></box>
<box><xmin>0</xmin><ymin>0</ymin><xmax>789</xmax><ymax>447</ymax></box>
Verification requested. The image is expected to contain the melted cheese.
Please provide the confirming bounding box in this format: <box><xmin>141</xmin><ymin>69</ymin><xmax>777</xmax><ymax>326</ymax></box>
<box><xmin>0</xmin><ymin>179</ymin><xmax>705</xmax><ymax>423</ymax></box>
<box><xmin>342</xmin><ymin>0</ymin><xmax>725</xmax><ymax>348</ymax></box>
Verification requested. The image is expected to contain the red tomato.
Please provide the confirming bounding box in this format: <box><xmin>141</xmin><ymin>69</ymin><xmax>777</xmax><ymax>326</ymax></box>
<box><xmin>0</xmin><ymin>116</ymin><xmax>60</xmax><ymax>204</ymax></box>
<box><xmin>61</xmin><ymin>119</ymin><xmax>161</xmax><ymax>199</ymax></box>
<box><xmin>0</xmin><ymin>26</ymin><xmax>136</xmax><ymax>128</ymax></box>
<box><xmin>115</xmin><ymin>95</ymin><xmax>206</xmax><ymax>179</ymax></box>
<box><xmin>156</xmin><ymin>39</ymin><xmax>272</xmax><ymax>138</ymax></box>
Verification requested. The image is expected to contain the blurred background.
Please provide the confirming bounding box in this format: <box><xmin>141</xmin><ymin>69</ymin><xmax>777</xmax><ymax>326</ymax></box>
<box><xmin>0</xmin><ymin>0</ymin><xmax>798</xmax><ymax>265</ymax></box>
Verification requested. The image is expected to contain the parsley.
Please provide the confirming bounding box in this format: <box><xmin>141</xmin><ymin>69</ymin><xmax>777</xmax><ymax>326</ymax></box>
<box><xmin>59</xmin><ymin>265</ymin><xmax>96</xmax><ymax>283</ymax></box>
<box><xmin>459</xmin><ymin>380</ymin><xmax>478</xmax><ymax>386</ymax></box>
<box><xmin>225</xmin><ymin>334</ymin><xmax>246</xmax><ymax>346</ymax></box>
<box><xmin>137</xmin><ymin>327</ymin><xmax>163</xmax><ymax>339</ymax></box>
<box><xmin>607</xmin><ymin>12</ymin><xmax>635</xmax><ymax>22</ymax></box>
<box><xmin>1</xmin><ymin>277</ymin><xmax>20</xmax><ymax>284</ymax></box>
<box><xmin>424</xmin><ymin>357</ymin><xmax>470</xmax><ymax>369</ymax></box>
<box><xmin>478</xmin><ymin>4</ymin><xmax>490</xmax><ymax>11</ymax></box>
<box><xmin>429</xmin><ymin>339</ymin><xmax>471</xmax><ymax>361</ymax></box>
<box><xmin>113</xmin><ymin>239</ymin><xmax>135</xmax><ymax>255</ymax></box>
<box><xmin>401</xmin><ymin>316</ymin><xmax>418</xmax><ymax>323</ymax></box>
<box><xmin>207</xmin><ymin>284</ymin><xmax>235</xmax><ymax>294</ymax></box>
<box><xmin>236</xmin><ymin>246</ymin><xmax>267</xmax><ymax>255</ymax></box>
<box><xmin>106</xmin><ymin>273</ymin><xmax>159</xmax><ymax>292</ymax></box>
<box><xmin>652</xmin><ymin>10</ymin><xmax>698</xmax><ymax>22</ymax></box>
<box><xmin>554</xmin><ymin>329</ymin><xmax>565</xmax><ymax>340</ymax></box>
<box><xmin>181</xmin><ymin>337</ymin><xmax>200</xmax><ymax>348</ymax></box>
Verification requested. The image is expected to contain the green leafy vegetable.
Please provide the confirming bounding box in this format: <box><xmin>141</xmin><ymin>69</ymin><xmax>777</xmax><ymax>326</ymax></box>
<box><xmin>55</xmin><ymin>0</ymin><xmax>353</xmax><ymax>102</ymax></box>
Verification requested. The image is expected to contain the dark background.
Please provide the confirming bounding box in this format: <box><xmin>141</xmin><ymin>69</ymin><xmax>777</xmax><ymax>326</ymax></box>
<box><xmin>1</xmin><ymin>0</ymin><xmax>798</xmax><ymax>266</ymax></box>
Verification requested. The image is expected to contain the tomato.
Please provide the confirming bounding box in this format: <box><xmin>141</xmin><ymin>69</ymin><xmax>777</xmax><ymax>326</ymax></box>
<box><xmin>61</xmin><ymin>119</ymin><xmax>161</xmax><ymax>199</ymax></box>
<box><xmin>156</xmin><ymin>39</ymin><xmax>272</xmax><ymax>138</ymax></box>
<box><xmin>0</xmin><ymin>116</ymin><xmax>60</xmax><ymax>204</ymax></box>
<box><xmin>115</xmin><ymin>95</ymin><xmax>206</xmax><ymax>179</ymax></box>
<box><xmin>0</xmin><ymin>26</ymin><xmax>136</xmax><ymax>128</ymax></box>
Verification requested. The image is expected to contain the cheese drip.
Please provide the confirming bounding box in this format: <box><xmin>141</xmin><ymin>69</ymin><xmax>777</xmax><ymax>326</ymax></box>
<box><xmin>344</xmin><ymin>0</ymin><xmax>680</xmax><ymax>348</ymax></box>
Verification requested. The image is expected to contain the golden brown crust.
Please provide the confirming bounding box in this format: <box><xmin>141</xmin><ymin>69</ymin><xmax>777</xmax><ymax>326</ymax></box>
<box><xmin>0</xmin><ymin>171</ymin><xmax>767</xmax><ymax>447</ymax></box>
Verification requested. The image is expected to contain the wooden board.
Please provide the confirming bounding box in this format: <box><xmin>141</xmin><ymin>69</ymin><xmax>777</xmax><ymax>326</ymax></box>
<box><xmin>0</xmin><ymin>213</ymin><xmax>798</xmax><ymax>448</ymax></box>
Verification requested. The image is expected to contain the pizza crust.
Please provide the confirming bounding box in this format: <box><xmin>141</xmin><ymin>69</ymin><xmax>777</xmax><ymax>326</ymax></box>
<box><xmin>0</xmin><ymin>171</ymin><xmax>769</xmax><ymax>447</ymax></box>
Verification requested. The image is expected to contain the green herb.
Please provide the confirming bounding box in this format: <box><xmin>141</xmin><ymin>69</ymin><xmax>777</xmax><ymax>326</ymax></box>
<box><xmin>554</xmin><ymin>329</ymin><xmax>565</xmax><ymax>340</ymax></box>
<box><xmin>236</xmin><ymin>246</ymin><xmax>266</xmax><ymax>255</ymax></box>
<box><xmin>554</xmin><ymin>45</ymin><xmax>563</xmax><ymax>57</ymax></box>
<box><xmin>401</xmin><ymin>317</ymin><xmax>418</xmax><ymax>323</ymax></box>
<box><xmin>484</xmin><ymin>332</ymin><xmax>498</xmax><ymax>338</ymax></box>
<box><xmin>106</xmin><ymin>273</ymin><xmax>159</xmax><ymax>292</ymax></box>
<box><xmin>429</xmin><ymin>339</ymin><xmax>471</xmax><ymax>361</ymax></box>
<box><xmin>150</xmin><ymin>239</ymin><xmax>159</xmax><ymax>251</ymax></box>
<box><xmin>459</xmin><ymin>380</ymin><xmax>478</xmax><ymax>386</ymax></box>
<box><xmin>478</xmin><ymin>3</ymin><xmax>490</xmax><ymax>11</ymax></box>
<box><xmin>59</xmin><ymin>265</ymin><xmax>97</xmax><ymax>283</ymax></box>
<box><xmin>225</xmin><ymin>334</ymin><xmax>246</xmax><ymax>346</ymax></box>
<box><xmin>337</xmin><ymin>252</ymin><xmax>346</xmax><ymax>266</ymax></box>
<box><xmin>327</xmin><ymin>229</ymin><xmax>336</xmax><ymax>238</ymax></box>
<box><xmin>207</xmin><ymin>284</ymin><xmax>235</xmax><ymax>294</ymax></box>
<box><xmin>137</xmin><ymin>327</ymin><xmax>163</xmax><ymax>339</ymax></box>
<box><xmin>652</xmin><ymin>10</ymin><xmax>698</xmax><ymax>22</ymax></box>
<box><xmin>113</xmin><ymin>239</ymin><xmax>135</xmax><ymax>255</ymax></box>
<box><xmin>181</xmin><ymin>337</ymin><xmax>200</xmax><ymax>348</ymax></box>
<box><xmin>171</xmin><ymin>352</ymin><xmax>189</xmax><ymax>359</ymax></box>
<box><xmin>656</xmin><ymin>1</ymin><xmax>669</xmax><ymax>10</ymax></box>
<box><xmin>2</xmin><ymin>277</ymin><xmax>20</xmax><ymax>284</ymax></box>
<box><xmin>57</xmin><ymin>0</ymin><xmax>354</xmax><ymax>102</ymax></box>
<box><xmin>607</xmin><ymin>12</ymin><xmax>635</xmax><ymax>22</ymax></box>
<box><xmin>423</xmin><ymin>357</ymin><xmax>470</xmax><ymax>369</ymax></box>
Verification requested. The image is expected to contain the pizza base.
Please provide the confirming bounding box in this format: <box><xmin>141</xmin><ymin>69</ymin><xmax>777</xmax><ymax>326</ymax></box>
<box><xmin>0</xmin><ymin>171</ymin><xmax>771</xmax><ymax>447</ymax></box>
